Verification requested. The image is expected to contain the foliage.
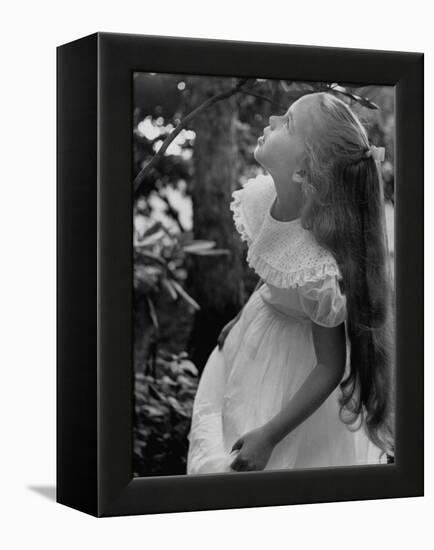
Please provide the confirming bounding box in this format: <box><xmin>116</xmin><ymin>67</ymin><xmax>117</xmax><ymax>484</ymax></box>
<box><xmin>133</xmin><ymin>211</ymin><xmax>229</xmax><ymax>476</ymax></box>
<box><xmin>133</xmin><ymin>350</ymin><xmax>199</xmax><ymax>476</ymax></box>
<box><xmin>134</xmin><ymin>213</ymin><xmax>230</xmax><ymax>337</ymax></box>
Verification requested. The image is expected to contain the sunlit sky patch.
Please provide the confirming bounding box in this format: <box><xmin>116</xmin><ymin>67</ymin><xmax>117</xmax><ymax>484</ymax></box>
<box><xmin>137</xmin><ymin>116</ymin><xmax>196</xmax><ymax>159</ymax></box>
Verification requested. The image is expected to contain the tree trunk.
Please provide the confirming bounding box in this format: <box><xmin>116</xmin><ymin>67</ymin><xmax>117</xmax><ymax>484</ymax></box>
<box><xmin>186</xmin><ymin>77</ymin><xmax>245</xmax><ymax>373</ymax></box>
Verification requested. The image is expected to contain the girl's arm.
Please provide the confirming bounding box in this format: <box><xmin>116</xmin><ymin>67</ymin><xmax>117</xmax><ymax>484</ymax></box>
<box><xmin>230</xmin><ymin>321</ymin><xmax>347</xmax><ymax>471</ymax></box>
<box><xmin>263</xmin><ymin>321</ymin><xmax>347</xmax><ymax>446</ymax></box>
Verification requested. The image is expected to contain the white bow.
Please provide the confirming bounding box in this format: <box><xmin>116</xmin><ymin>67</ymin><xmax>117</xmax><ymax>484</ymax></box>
<box><xmin>366</xmin><ymin>145</ymin><xmax>385</xmax><ymax>163</ymax></box>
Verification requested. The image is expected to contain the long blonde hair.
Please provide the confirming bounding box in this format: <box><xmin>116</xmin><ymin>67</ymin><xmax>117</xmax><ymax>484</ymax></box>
<box><xmin>299</xmin><ymin>92</ymin><xmax>395</xmax><ymax>456</ymax></box>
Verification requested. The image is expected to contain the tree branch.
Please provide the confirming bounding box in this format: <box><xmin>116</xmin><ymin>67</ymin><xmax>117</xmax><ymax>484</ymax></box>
<box><xmin>159</xmin><ymin>192</ymin><xmax>186</xmax><ymax>233</ymax></box>
<box><xmin>133</xmin><ymin>78</ymin><xmax>253</xmax><ymax>195</ymax></box>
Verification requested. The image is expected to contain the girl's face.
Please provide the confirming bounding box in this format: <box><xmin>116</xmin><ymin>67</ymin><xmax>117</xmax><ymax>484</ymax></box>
<box><xmin>254</xmin><ymin>95</ymin><xmax>318</xmax><ymax>183</ymax></box>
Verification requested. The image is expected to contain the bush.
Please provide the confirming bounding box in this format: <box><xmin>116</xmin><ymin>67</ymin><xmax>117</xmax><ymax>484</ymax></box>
<box><xmin>133</xmin><ymin>350</ymin><xmax>199</xmax><ymax>477</ymax></box>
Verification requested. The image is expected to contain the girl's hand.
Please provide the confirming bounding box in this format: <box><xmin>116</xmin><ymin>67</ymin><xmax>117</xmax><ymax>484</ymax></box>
<box><xmin>217</xmin><ymin>316</ymin><xmax>240</xmax><ymax>350</ymax></box>
<box><xmin>229</xmin><ymin>427</ymin><xmax>275</xmax><ymax>472</ymax></box>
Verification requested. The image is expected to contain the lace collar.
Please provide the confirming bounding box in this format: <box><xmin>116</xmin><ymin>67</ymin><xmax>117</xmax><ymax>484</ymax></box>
<box><xmin>230</xmin><ymin>173</ymin><xmax>343</xmax><ymax>288</ymax></box>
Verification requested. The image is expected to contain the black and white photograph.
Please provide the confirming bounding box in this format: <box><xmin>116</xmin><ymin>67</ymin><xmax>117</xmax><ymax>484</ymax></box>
<box><xmin>132</xmin><ymin>73</ymin><xmax>396</xmax><ymax>478</ymax></box>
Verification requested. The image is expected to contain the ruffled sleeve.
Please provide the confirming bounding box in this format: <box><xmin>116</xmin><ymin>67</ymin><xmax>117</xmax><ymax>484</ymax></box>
<box><xmin>297</xmin><ymin>275</ymin><xmax>347</xmax><ymax>327</ymax></box>
<box><xmin>229</xmin><ymin>174</ymin><xmax>275</xmax><ymax>247</ymax></box>
<box><xmin>229</xmin><ymin>188</ymin><xmax>253</xmax><ymax>246</ymax></box>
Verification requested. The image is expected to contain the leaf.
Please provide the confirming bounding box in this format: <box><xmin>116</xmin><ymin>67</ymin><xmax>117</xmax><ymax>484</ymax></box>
<box><xmin>161</xmin><ymin>278</ymin><xmax>178</xmax><ymax>300</ymax></box>
<box><xmin>170</xmin><ymin>280</ymin><xmax>201</xmax><ymax>311</ymax></box>
<box><xmin>141</xmin><ymin>221</ymin><xmax>163</xmax><ymax>238</ymax></box>
<box><xmin>144</xmin><ymin>405</ymin><xmax>165</xmax><ymax>417</ymax></box>
<box><xmin>182</xmin><ymin>240</ymin><xmax>216</xmax><ymax>253</ymax></box>
<box><xmin>356</xmin><ymin>96</ymin><xmax>380</xmax><ymax>110</ymax></box>
<box><xmin>176</xmin><ymin>374</ymin><xmax>195</xmax><ymax>387</ymax></box>
<box><xmin>161</xmin><ymin>374</ymin><xmax>176</xmax><ymax>385</ymax></box>
<box><xmin>179</xmin><ymin>359</ymin><xmax>198</xmax><ymax>376</ymax></box>
<box><xmin>167</xmin><ymin>396</ymin><xmax>189</xmax><ymax>417</ymax></box>
<box><xmin>134</xmin><ymin>229</ymin><xmax>166</xmax><ymax>248</ymax></box>
<box><xmin>330</xmin><ymin>87</ymin><xmax>379</xmax><ymax>110</ymax></box>
<box><xmin>145</xmin><ymin>296</ymin><xmax>159</xmax><ymax>329</ymax></box>
<box><xmin>149</xmin><ymin>383</ymin><xmax>167</xmax><ymax>402</ymax></box>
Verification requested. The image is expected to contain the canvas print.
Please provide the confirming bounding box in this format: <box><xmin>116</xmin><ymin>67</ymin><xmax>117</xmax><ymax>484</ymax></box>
<box><xmin>132</xmin><ymin>73</ymin><xmax>395</xmax><ymax>477</ymax></box>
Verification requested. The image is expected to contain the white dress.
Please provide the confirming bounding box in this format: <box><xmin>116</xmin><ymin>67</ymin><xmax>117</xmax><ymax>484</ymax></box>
<box><xmin>186</xmin><ymin>173</ymin><xmax>387</xmax><ymax>475</ymax></box>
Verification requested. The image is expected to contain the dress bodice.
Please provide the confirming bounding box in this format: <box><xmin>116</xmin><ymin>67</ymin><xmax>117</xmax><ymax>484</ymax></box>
<box><xmin>230</xmin><ymin>173</ymin><xmax>347</xmax><ymax>328</ymax></box>
<box><xmin>259</xmin><ymin>282</ymin><xmax>311</xmax><ymax>323</ymax></box>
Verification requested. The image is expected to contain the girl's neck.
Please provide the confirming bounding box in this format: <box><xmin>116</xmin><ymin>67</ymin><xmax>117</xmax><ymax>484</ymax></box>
<box><xmin>270</xmin><ymin>175</ymin><xmax>303</xmax><ymax>222</ymax></box>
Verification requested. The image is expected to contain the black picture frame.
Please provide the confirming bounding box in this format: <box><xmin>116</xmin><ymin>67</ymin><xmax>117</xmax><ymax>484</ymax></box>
<box><xmin>56</xmin><ymin>31</ymin><xmax>424</xmax><ymax>517</ymax></box>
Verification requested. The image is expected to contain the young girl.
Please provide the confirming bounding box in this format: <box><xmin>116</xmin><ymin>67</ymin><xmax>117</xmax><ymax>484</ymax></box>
<box><xmin>186</xmin><ymin>92</ymin><xmax>395</xmax><ymax>474</ymax></box>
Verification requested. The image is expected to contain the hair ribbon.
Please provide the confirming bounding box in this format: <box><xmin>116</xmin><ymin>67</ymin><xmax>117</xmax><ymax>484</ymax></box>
<box><xmin>366</xmin><ymin>145</ymin><xmax>385</xmax><ymax>163</ymax></box>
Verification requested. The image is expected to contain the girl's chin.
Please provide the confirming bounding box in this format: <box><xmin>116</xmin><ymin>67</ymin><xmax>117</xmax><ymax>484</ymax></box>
<box><xmin>253</xmin><ymin>150</ymin><xmax>266</xmax><ymax>170</ymax></box>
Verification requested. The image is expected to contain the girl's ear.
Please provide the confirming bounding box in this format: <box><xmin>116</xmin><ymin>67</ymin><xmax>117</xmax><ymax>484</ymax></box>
<box><xmin>292</xmin><ymin>168</ymin><xmax>306</xmax><ymax>184</ymax></box>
